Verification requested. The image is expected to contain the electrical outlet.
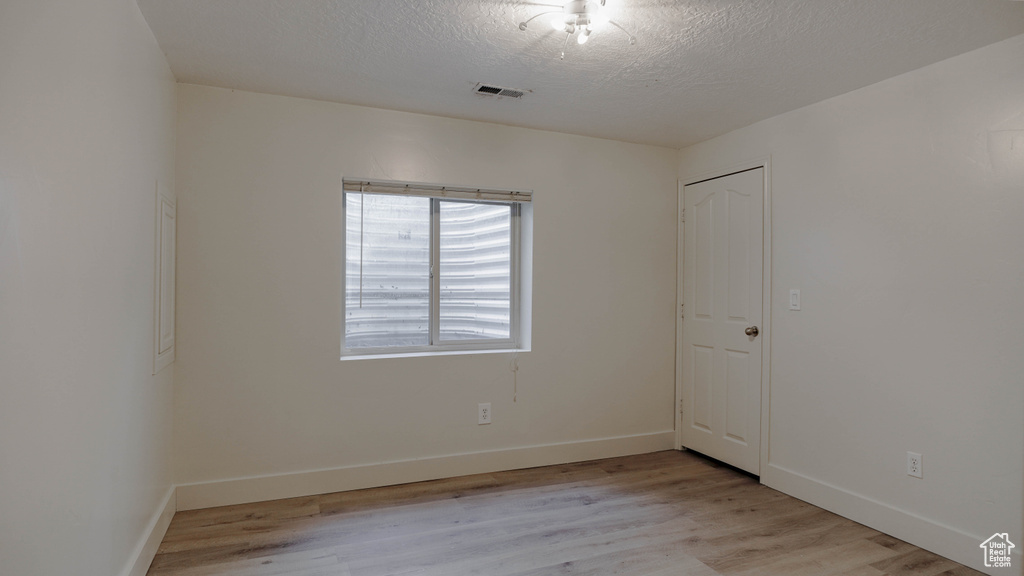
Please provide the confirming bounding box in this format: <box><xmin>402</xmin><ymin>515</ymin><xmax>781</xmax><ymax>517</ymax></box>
<box><xmin>478</xmin><ymin>403</ymin><xmax>491</xmax><ymax>425</ymax></box>
<box><xmin>907</xmin><ymin>452</ymin><xmax>922</xmax><ymax>478</ymax></box>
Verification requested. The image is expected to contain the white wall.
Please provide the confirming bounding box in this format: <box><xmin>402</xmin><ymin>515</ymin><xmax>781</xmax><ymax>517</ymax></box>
<box><xmin>679</xmin><ymin>34</ymin><xmax>1024</xmax><ymax>575</ymax></box>
<box><xmin>173</xmin><ymin>84</ymin><xmax>679</xmax><ymax>505</ymax></box>
<box><xmin>0</xmin><ymin>1</ymin><xmax>177</xmax><ymax>575</ymax></box>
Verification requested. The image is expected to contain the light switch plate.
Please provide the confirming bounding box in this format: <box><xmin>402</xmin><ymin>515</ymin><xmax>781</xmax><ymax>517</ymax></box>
<box><xmin>789</xmin><ymin>289</ymin><xmax>801</xmax><ymax>311</ymax></box>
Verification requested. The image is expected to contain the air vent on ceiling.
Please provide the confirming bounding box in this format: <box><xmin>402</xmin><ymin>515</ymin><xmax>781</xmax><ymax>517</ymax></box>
<box><xmin>473</xmin><ymin>83</ymin><xmax>528</xmax><ymax>99</ymax></box>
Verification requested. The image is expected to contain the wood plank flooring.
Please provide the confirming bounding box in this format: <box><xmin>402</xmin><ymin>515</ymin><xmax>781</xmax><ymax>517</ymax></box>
<box><xmin>147</xmin><ymin>451</ymin><xmax>983</xmax><ymax>576</ymax></box>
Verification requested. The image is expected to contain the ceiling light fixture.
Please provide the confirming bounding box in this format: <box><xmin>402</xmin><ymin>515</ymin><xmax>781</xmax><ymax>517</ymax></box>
<box><xmin>518</xmin><ymin>0</ymin><xmax>636</xmax><ymax>60</ymax></box>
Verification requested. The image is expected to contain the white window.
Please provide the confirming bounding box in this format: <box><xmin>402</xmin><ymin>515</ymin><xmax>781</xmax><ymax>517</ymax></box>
<box><xmin>342</xmin><ymin>179</ymin><xmax>531</xmax><ymax>356</ymax></box>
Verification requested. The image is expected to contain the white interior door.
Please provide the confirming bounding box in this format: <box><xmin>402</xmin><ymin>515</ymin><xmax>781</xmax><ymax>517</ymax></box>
<box><xmin>681</xmin><ymin>168</ymin><xmax>764</xmax><ymax>474</ymax></box>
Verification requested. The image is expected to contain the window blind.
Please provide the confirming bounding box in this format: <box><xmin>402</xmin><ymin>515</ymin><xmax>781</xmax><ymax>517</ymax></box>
<box><xmin>343</xmin><ymin>179</ymin><xmax>532</xmax><ymax>203</ymax></box>
<box><xmin>343</xmin><ymin>180</ymin><xmax>524</xmax><ymax>352</ymax></box>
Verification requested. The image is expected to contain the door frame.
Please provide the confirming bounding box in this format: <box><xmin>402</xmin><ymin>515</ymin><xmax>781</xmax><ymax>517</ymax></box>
<box><xmin>675</xmin><ymin>156</ymin><xmax>773</xmax><ymax>477</ymax></box>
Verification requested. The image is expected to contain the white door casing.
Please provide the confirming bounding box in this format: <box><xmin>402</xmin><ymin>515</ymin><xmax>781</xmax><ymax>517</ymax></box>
<box><xmin>679</xmin><ymin>167</ymin><xmax>764</xmax><ymax>474</ymax></box>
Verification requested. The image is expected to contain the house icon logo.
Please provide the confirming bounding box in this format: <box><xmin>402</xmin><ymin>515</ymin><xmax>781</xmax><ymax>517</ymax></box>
<box><xmin>980</xmin><ymin>533</ymin><xmax>1015</xmax><ymax>568</ymax></box>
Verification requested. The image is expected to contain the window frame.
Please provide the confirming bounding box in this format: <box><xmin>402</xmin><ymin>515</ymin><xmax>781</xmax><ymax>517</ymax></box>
<box><xmin>340</xmin><ymin>179</ymin><xmax>527</xmax><ymax>358</ymax></box>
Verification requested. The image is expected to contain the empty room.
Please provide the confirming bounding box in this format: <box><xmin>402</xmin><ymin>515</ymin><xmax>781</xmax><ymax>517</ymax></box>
<box><xmin>1</xmin><ymin>1</ymin><xmax>1023</xmax><ymax>575</ymax></box>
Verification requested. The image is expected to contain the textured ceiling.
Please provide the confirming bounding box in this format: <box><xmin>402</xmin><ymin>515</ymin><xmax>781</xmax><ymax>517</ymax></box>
<box><xmin>136</xmin><ymin>0</ymin><xmax>1024</xmax><ymax>148</ymax></box>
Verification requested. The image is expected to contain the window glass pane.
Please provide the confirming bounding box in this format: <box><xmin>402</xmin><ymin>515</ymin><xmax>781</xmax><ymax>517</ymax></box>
<box><xmin>439</xmin><ymin>201</ymin><xmax>511</xmax><ymax>341</ymax></box>
<box><xmin>345</xmin><ymin>193</ymin><xmax>430</xmax><ymax>348</ymax></box>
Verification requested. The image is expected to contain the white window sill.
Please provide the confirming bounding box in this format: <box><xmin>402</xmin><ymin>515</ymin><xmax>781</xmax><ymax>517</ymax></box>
<box><xmin>340</xmin><ymin>348</ymin><xmax>529</xmax><ymax>362</ymax></box>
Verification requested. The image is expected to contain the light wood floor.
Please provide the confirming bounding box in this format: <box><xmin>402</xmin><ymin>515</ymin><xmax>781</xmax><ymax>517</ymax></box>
<box><xmin>147</xmin><ymin>451</ymin><xmax>983</xmax><ymax>576</ymax></box>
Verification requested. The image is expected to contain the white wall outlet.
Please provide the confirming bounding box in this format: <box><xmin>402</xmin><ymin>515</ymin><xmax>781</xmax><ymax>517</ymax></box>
<box><xmin>789</xmin><ymin>289</ymin><xmax>801</xmax><ymax>311</ymax></box>
<box><xmin>907</xmin><ymin>451</ymin><xmax>922</xmax><ymax>478</ymax></box>
<box><xmin>478</xmin><ymin>403</ymin><xmax>491</xmax><ymax>425</ymax></box>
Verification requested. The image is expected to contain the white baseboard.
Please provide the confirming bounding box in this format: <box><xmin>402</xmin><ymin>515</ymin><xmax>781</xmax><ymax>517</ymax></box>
<box><xmin>176</xmin><ymin>431</ymin><xmax>676</xmax><ymax>511</ymax></box>
<box><xmin>122</xmin><ymin>486</ymin><xmax>176</xmax><ymax>576</ymax></box>
<box><xmin>762</xmin><ymin>463</ymin><xmax>1021</xmax><ymax>576</ymax></box>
